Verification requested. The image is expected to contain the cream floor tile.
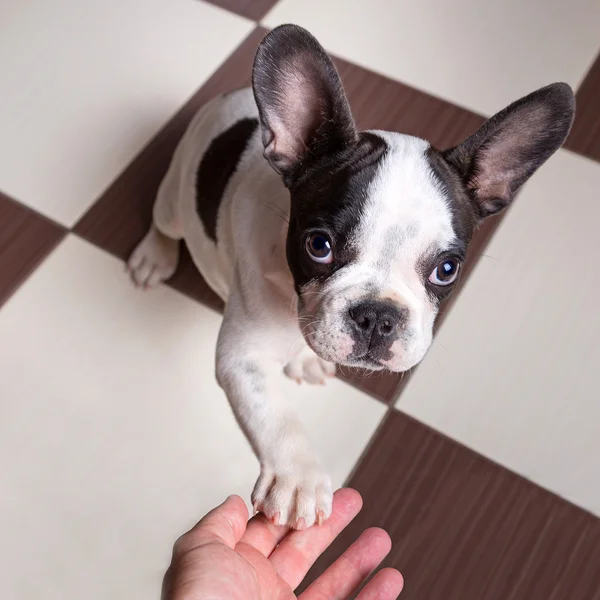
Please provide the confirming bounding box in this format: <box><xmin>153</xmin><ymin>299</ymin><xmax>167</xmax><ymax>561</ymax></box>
<box><xmin>263</xmin><ymin>0</ymin><xmax>600</xmax><ymax>116</ymax></box>
<box><xmin>396</xmin><ymin>150</ymin><xmax>600</xmax><ymax>516</ymax></box>
<box><xmin>0</xmin><ymin>0</ymin><xmax>252</xmax><ymax>226</ymax></box>
<box><xmin>0</xmin><ymin>236</ymin><xmax>385</xmax><ymax>600</ymax></box>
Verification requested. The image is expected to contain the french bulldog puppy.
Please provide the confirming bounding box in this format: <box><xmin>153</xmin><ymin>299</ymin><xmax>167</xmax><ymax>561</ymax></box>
<box><xmin>128</xmin><ymin>25</ymin><xmax>575</xmax><ymax>529</ymax></box>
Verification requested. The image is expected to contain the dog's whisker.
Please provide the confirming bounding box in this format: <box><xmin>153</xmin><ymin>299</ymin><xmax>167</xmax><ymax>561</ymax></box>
<box><xmin>261</xmin><ymin>201</ymin><xmax>290</xmax><ymax>224</ymax></box>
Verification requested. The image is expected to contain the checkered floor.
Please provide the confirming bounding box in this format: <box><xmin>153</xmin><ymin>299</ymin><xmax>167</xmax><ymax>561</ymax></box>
<box><xmin>1</xmin><ymin>1</ymin><xmax>600</xmax><ymax>598</ymax></box>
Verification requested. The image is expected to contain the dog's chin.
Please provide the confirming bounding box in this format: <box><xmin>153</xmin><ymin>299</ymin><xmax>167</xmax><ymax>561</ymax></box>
<box><xmin>306</xmin><ymin>342</ymin><xmax>402</xmax><ymax>372</ymax></box>
<box><xmin>302</xmin><ymin>331</ymin><xmax>428</xmax><ymax>372</ymax></box>
<box><xmin>302</xmin><ymin>332</ymin><xmax>354</xmax><ymax>366</ymax></box>
<box><xmin>341</xmin><ymin>357</ymin><xmax>387</xmax><ymax>371</ymax></box>
<box><xmin>345</xmin><ymin>341</ymin><xmax>430</xmax><ymax>373</ymax></box>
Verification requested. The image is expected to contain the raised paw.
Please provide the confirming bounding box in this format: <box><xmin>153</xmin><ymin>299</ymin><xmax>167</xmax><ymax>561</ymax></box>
<box><xmin>127</xmin><ymin>225</ymin><xmax>180</xmax><ymax>288</ymax></box>
<box><xmin>284</xmin><ymin>347</ymin><xmax>336</xmax><ymax>385</ymax></box>
<box><xmin>252</xmin><ymin>462</ymin><xmax>333</xmax><ymax>529</ymax></box>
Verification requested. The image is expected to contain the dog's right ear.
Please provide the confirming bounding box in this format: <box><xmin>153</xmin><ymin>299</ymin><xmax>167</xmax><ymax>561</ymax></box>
<box><xmin>252</xmin><ymin>25</ymin><xmax>357</xmax><ymax>184</ymax></box>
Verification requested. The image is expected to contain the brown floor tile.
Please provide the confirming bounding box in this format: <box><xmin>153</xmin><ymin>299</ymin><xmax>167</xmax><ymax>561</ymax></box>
<box><xmin>0</xmin><ymin>193</ymin><xmax>65</xmax><ymax>308</ymax></box>
<box><xmin>74</xmin><ymin>28</ymin><xmax>268</xmax><ymax>312</ymax></box>
<box><xmin>299</xmin><ymin>410</ymin><xmax>600</xmax><ymax>600</ymax></box>
<box><xmin>74</xmin><ymin>26</ymin><xmax>515</xmax><ymax>404</ymax></box>
<box><xmin>566</xmin><ymin>52</ymin><xmax>600</xmax><ymax>163</ymax></box>
<box><xmin>202</xmin><ymin>0</ymin><xmax>279</xmax><ymax>21</ymax></box>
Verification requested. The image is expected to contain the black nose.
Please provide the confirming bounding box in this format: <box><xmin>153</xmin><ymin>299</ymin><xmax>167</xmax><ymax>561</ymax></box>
<box><xmin>348</xmin><ymin>301</ymin><xmax>404</xmax><ymax>342</ymax></box>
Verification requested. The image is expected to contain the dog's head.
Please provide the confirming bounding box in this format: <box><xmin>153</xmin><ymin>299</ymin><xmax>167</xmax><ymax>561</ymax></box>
<box><xmin>252</xmin><ymin>25</ymin><xmax>575</xmax><ymax>372</ymax></box>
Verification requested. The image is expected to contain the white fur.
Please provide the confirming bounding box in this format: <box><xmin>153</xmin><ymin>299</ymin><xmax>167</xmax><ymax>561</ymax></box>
<box><xmin>128</xmin><ymin>88</ymin><xmax>455</xmax><ymax>528</ymax></box>
<box><xmin>300</xmin><ymin>132</ymin><xmax>455</xmax><ymax>371</ymax></box>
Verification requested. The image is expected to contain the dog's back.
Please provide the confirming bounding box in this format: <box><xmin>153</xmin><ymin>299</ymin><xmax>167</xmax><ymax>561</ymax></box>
<box><xmin>156</xmin><ymin>87</ymin><xmax>284</xmax><ymax>301</ymax></box>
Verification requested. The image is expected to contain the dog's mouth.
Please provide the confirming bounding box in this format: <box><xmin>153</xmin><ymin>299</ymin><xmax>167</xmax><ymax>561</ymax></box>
<box><xmin>304</xmin><ymin>329</ymin><xmax>390</xmax><ymax>371</ymax></box>
<box><xmin>345</xmin><ymin>356</ymin><xmax>387</xmax><ymax>370</ymax></box>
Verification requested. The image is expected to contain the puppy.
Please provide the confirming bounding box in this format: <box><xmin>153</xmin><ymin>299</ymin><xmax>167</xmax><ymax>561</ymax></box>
<box><xmin>128</xmin><ymin>25</ymin><xmax>575</xmax><ymax>529</ymax></box>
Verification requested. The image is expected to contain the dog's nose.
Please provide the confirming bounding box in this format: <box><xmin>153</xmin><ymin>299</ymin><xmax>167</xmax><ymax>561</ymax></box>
<box><xmin>348</xmin><ymin>301</ymin><xmax>404</xmax><ymax>342</ymax></box>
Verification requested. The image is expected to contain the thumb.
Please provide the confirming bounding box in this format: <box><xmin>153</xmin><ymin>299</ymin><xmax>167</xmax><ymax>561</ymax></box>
<box><xmin>177</xmin><ymin>495</ymin><xmax>249</xmax><ymax>552</ymax></box>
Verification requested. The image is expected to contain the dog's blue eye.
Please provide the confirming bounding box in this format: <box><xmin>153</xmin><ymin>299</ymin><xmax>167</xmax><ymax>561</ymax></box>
<box><xmin>306</xmin><ymin>233</ymin><xmax>333</xmax><ymax>264</ymax></box>
<box><xmin>429</xmin><ymin>258</ymin><xmax>460</xmax><ymax>286</ymax></box>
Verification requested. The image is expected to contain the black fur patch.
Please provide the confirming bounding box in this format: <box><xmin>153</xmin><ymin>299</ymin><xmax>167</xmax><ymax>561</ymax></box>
<box><xmin>420</xmin><ymin>147</ymin><xmax>478</xmax><ymax>301</ymax></box>
<box><xmin>286</xmin><ymin>132</ymin><xmax>388</xmax><ymax>293</ymax></box>
<box><xmin>427</xmin><ymin>146</ymin><xmax>478</xmax><ymax>249</ymax></box>
<box><xmin>196</xmin><ymin>118</ymin><xmax>258</xmax><ymax>242</ymax></box>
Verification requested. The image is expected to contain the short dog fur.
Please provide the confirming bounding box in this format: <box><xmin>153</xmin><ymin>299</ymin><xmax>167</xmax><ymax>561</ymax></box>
<box><xmin>128</xmin><ymin>25</ymin><xmax>575</xmax><ymax>529</ymax></box>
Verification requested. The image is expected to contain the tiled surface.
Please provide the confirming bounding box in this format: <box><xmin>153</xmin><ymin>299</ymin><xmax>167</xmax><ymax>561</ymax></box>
<box><xmin>2</xmin><ymin>1</ymin><xmax>600</xmax><ymax>597</ymax></box>
<box><xmin>0</xmin><ymin>0</ymin><xmax>252</xmax><ymax>226</ymax></box>
<box><xmin>397</xmin><ymin>149</ymin><xmax>600</xmax><ymax>517</ymax></box>
<box><xmin>263</xmin><ymin>0</ymin><xmax>600</xmax><ymax>116</ymax></box>
<box><xmin>567</xmin><ymin>53</ymin><xmax>600</xmax><ymax>162</ymax></box>
<box><xmin>0</xmin><ymin>193</ymin><xmax>64</xmax><ymax>307</ymax></box>
<box><xmin>75</xmin><ymin>28</ymin><xmax>268</xmax><ymax>313</ymax></box>
<box><xmin>299</xmin><ymin>411</ymin><xmax>600</xmax><ymax>600</ymax></box>
<box><xmin>0</xmin><ymin>236</ymin><xmax>385</xmax><ymax>599</ymax></box>
<box><xmin>203</xmin><ymin>0</ymin><xmax>280</xmax><ymax>21</ymax></box>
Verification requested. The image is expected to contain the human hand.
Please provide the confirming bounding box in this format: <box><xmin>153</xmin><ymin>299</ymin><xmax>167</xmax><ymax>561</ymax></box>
<box><xmin>162</xmin><ymin>488</ymin><xmax>403</xmax><ymax>600</ymax></box>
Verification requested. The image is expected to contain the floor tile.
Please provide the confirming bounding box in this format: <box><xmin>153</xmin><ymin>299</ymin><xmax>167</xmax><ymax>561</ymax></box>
<box><xmin>566</xmin><ymin>52</ymin><xmax>600</xmax><ymax>163</ymax></box>
<box><xmin>299</xmin><ymin>410</ymin><xmax>600</xmax><ymax>600</ymax></box>
<box><xmin>0</xmin><ymin>0</ymin><xmax>252</xmax><ymax>226</ymax></box>
<box><xmin>0</xmin><ymin>235</ymin><xmax>385</xmax><ymax>600</ymax></box>
<box><xmin>263</xmin><ymin>0</ymin><xmax>600</xmax><ymax>116</ymax></box>
<box><xmin>202</xmin><ymin>0</ymin><xmax>280</xmax><ymax>21</ymax></box>
<box><xmin>0</xmin><ymin>192</ymin><xmax>64</xmax><ymax>307</ymax></box>
<box><xmin>396</xmin><ymin>149</ymin><xmax>600</xmax><ymax>516</ymax></box>
<box><xmin>75</xmin><ymin>28</ymin><xmax>268</xmax><ymax>313</ymax></box>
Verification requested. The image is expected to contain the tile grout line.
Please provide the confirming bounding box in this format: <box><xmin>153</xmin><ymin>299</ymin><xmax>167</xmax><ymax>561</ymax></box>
<box><xmin>373</xmin><ymin>405</ymin><xmax>600</xmax><ymax>522</ymax></box>
<box><xmin>0</xmin><ymin>190</ymin><xmax>69</xmax><ymax>233</ymax></box>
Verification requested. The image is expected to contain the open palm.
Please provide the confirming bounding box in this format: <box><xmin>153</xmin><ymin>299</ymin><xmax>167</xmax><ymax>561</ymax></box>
<box><xmin>162</xmin><ymin>489</ymin><xmax>403</xmax><ymax>600</ymax></box>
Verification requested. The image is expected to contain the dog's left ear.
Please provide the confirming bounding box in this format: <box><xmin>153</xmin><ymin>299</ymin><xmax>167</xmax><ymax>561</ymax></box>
<box><xmin>252</xmin><ymin>24</ymin><xmax>357</xmax><ymax>183</ymax></box>
<box><xmin>444</xmin><ymin>83</ymin><xmax>575</xmax><ymax>218</ymax></box>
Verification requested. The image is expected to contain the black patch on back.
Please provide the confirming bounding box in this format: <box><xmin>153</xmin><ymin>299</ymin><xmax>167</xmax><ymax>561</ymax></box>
<box><xmin>286</xmin><ymin>132</ymin><xmax>388</xmax><ymax>292</ymax></box>
<box><xmin>196</xmin><ymin>118</ymin><xmax>258</xmax><ymax>241</ymax></box>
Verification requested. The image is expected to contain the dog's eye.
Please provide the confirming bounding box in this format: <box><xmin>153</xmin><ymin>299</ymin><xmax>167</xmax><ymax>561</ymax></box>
<box><xmin>429</xmin><ymin>258</ymin><xmax>460</xmax><ymax>286</ymax></box>
<box><xmin>305</xmin><ymin>233</ymin><xmax>333</xmax><ymax>264</ymax></box>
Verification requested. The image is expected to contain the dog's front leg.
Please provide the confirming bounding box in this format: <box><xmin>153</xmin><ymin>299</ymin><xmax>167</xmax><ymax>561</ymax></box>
<box><xmin>216</xmin><ymin>304</ymin><xmax>332</xmax><ymax>530</ymax></box>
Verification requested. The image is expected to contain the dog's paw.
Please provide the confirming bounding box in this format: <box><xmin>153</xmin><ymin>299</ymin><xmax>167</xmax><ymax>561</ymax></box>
<box><xmin>284</xmin><ymin>347</ymin><xmax>336</xmax><ymax>385</ymax></box>
<box><xmin>252</xmin><ymin>462</ymin><xmax>333</xmax><ymax>529</ymax></box>
<box><xmin>127</xmin><ymin>226</ymin><xmax>179</xmax><ymax>288</ymax></box>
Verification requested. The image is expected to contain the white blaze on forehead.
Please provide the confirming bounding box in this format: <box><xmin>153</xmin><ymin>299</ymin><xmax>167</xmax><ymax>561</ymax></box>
<box><xmin>349</xmin><ymin>132</ymin><xmax>456</xmax><ymax>276</ymax></box>
<box><xmin>298</xmin><ymin>132</ymin><xmax>455</xmax><ymax>371</ymax></box>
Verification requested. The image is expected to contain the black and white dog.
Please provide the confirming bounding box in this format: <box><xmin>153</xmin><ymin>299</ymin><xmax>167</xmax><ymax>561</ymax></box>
<box><xmin>128</xmin><ymin>25</ymin><xmax>575</xmax><ymax>529</ymax></box>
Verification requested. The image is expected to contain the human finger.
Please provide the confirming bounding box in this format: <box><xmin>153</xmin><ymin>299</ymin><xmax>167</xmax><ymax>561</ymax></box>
<box><xmin>238</xmin><ymin>511</ymin><xmax>289</xmax><ymax>556</ymax></box>
<box><xmin>268</xmin><ymin>488</ymin><xmax>362</xmax><ymax>589</ymax></box>
<box><xmin>299</xmin><ymin>527</ymin><xmax>392</xmax><ymax>600</ymax></box>
<box><xmin>174</xmin><ymin>495</ymin><xmax>248</xmax><ymax>554</ymax></box>
<box><xmin>355</xmin><ymin>568</ymin><xmax>404</xmax><ymax>600</ymax></box>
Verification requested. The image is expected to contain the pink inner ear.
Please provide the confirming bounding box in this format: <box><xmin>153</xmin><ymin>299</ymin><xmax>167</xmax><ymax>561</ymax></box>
<box><xmin>470</xmin><ymin>103</ymin><xmax>551</xmax><ymax>202</ymax></box>
<box><xmin>266</xmin><ymin>57</ymin><xmax>329</xmax><ymax>163</ymax></box>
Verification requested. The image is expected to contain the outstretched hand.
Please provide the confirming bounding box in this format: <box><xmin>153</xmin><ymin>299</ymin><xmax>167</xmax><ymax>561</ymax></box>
<box><xmin>162</xmin><ymin>488</ymin><xmax>403</xmax><ymax>600</ymax></box>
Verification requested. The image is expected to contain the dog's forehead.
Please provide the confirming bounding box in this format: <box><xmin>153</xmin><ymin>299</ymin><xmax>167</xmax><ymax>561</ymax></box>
<box><xmin>349</xmin><ymin>132</ymin><xmax>456</xmax><ymax>265</ymax></box>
